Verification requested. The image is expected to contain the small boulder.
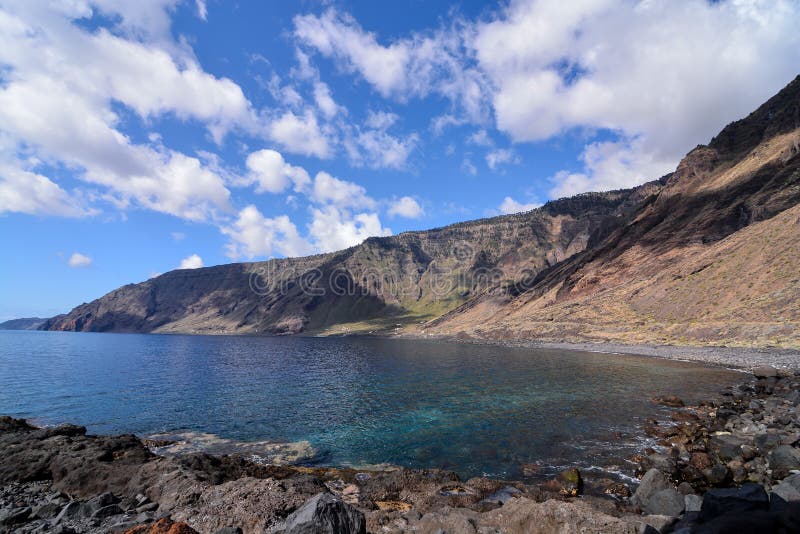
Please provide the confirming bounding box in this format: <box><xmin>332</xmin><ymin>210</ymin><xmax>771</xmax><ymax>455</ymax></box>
<box><xmin>768</xmin><ymin>445</ymin><xmax>800</xmax><ymax>479</ymax></box>
<box><xmin>642</xmin><ymin>488</ymin><xmax>685</xmax><ymax>516</ymax></box>
<box><xmin>281</xmin><ymin>493</ymin><xmax>366</xmax><ymax>534</ymax></box>
<box><xmin>632</xmin><ymin>469</ymin><xmax>671</xmax><ymax>508</ymax></box>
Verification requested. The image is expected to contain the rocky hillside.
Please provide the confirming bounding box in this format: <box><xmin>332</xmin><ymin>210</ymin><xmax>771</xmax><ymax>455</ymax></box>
<box><xmin>42</xmin><ymin>76</ymin><xmax>800</xmax><ymax>347</ymax></box>
<box><xmin>41</xmin><ymin>183</ymin><xmax>660</xmax><ymax>335</ymax></box>
<box><xmin>428</xmin><ymin>75</ymin><xmax>800</xmax><ymax>347</ymax></box>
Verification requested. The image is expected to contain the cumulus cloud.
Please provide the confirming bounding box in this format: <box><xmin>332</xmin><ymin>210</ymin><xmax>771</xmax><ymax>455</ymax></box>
<box><xmin>267</xmin><ymin>110</ymin><xmax>331</xmax><ymax>158</ymax></box>
<box><xmin>548</xmin><ymin>137</ymin><xmax>674</xmax><ymax>198</ymax></box>
<box><xmin>388</xmin><ymin>196</ymin><xmax>424</xmax><ymax>218</ymax></box>
<box><xmin>498</xmin><ymin>196</ymin><xmax>540</xmax><ymax>215</ymax></box>
<box><xmin>222</xmin><ymin>205</ymin><xmax>314</xmax><ymax>260</ymax></box>
<box><xmin>473</xmin><ymin>0</ymin><xmax>800</xmax><ymax>192</ymax></box>
<box><xmin>178</xmin><ymin>254</ymin><xmax>204</xmax><ymax>269</ymax></box>
<box><xmin>313</xmin><ymin>81</ymin><xmax>342</xmax><ymax>119</ymax></box>
<box><xmin>310</xmin><ymin>171</ymin><xmax>376</xmax><ymax>210</ymax></box>
<box><xmin>308</xmin><ymin>205</ymin><xmax>391</xmax><ymax>252</ymax></box>
<box><xmin>0</xmin><ymin>2</ymin><xmax>240</xmax><ymax>221</ymax></box>
<box><xmin>0</xmin><ymin>164</ymin><xmax>94</xmax><ymax>217</ymax></box>
<box><xmin>68</xmin><ymin>252</ymin><xmax>92</xmax><ymax>268</ymax></box>
<box><xmin>244</xmin><ymin>149</ymin><xmax>311</xmax><ymax>194</ymax></box>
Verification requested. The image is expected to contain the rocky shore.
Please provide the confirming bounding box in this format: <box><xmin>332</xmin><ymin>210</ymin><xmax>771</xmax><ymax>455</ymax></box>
<box><xmin>1</xmin><ymin>365</ymin><xmax>800</xmax><ymax>533</ymax></box>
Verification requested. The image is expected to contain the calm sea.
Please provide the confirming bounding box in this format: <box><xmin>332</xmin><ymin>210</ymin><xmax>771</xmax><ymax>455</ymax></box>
<box><xmin>0</xmin><ymin>330</ymin><xmax>740</xmax><ymax>481</ymax></box>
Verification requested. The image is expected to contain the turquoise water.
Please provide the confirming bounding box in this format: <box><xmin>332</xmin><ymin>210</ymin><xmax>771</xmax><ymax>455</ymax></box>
<box><xmin>0</xmin><ymin>331</ymin><xmax>740</xmax><ymax>480</ymax></box>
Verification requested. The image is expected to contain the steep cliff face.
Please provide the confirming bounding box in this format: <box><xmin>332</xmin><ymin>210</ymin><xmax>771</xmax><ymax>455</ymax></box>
<box><xmin>427</xmin><ymin>75</ymin><xmax>800</xmax><ymax>347</ymax></box>
<box><xmin>42</xmin><ymin>76</ymin><xmax>800</xmax><ymax>346</ymax></box>
<box><xmin>42</xmin><ymin>183</ymin><xmax>657</xmax><ymax>335</ymax></box>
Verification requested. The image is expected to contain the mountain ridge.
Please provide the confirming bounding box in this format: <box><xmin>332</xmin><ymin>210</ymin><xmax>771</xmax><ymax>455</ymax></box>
<box><xmin>40</xmin><ymin>75</ymin><xmax>800</xmax><ymax>347</ymax></box>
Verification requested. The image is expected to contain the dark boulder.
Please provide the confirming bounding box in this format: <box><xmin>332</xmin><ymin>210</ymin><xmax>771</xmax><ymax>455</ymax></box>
<box><xmin>698</xmin><ymin>483</ymin><xmax>769</xmax><ymax>522</ymax></box>
<box><xmin>769</xmin><ymin>445</ymin><xmax>800</xmax><ymax>479</ymax></box>
<box><xmin>281</xmin><ymin>493</ymin><xmax>365</xmax><ymax>534</ymax></box>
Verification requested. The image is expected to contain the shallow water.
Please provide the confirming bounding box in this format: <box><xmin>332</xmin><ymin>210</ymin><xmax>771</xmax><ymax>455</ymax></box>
<box><xmin>0</xmin><ymin>331</ymin><xmax>740</xmax><ymax>480</ymax></box>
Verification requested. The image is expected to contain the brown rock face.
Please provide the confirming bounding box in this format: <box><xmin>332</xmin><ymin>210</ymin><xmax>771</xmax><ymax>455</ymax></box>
<box><xmin>41</xmin><ymin>75</ymin><xmax>800</xmax><ymax>347</ymax></box>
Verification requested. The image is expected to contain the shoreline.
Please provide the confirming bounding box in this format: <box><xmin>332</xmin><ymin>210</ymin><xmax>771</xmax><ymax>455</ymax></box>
<box><xmin>2</xmin><ymin>365</ymin><xmax>800</xmax><ymax>532</ymax></box>
<box><xmin>395</xmin><ymin>333</ymin><xmax>800</xmax><ymax>371</ymax></box>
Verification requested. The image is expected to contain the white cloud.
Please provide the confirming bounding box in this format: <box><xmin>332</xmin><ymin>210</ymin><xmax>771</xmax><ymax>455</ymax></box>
<box><xmin>195</xmin><ymin>0</ymin><xmax>207</xmax><ymax>20</ymax></box>
<box><xmin>486</xmin><ymin>149</ymin><xmax>519</xmax><ymax>170</ymax></box>
<box><xmin>498</xmin><ymin>196</ymin><xmax>540</xmax><ymax>215</ymax></box>
<box><xmin>68</xmin><ymin>252</ymin><xmax>92</xmax><ymax>268</ymax></box>
<box><xmin>347</xmin><ymin>128</ymin><xmax>418</xmax><ymax>170</ymax></box>
<box><xmin>293</xmin><ymin>9</ymin><xmax>491</xmax><ymax>123</ymax></box>
<box><xmin>364</xmin><ymin>110</ymin><xmax>398</xmax><ymax>130</ymax></box>
<box><xmin>388</xmin><ymin>196</ymin><xmax>424</xmax><ymax>218</ymax></box>
<box><xmin>294</xmin><ymin>10</ymin><xmax>410</xmax><ymax>98</ymax></box>
<box><xmin>308</xmin><ymin>205</ymin><xmax>391</xmax><ymax>252</ymax></box>
<box><xmin>222</xmin><ymin>205</ymin><xmax>314</xmax><ymax>260</ymax></box>
<box><xmin>311</xmin><ymin>171</ymin><xmax>376</xmax><ymax>210</ymax></box>
<box><xmin>267</xmin><ymin>110</ymin><xmax>331</xmax><ymax>158</ymax></box>
<box><xmin>473</xmin><ymin>0</ymin><xmax>800</xmax><ymax>186</ymax></box>
<box><xmin>549</xmin><ymin>137</ymin><xmax>674</xmax><ymax>198</ymax></box>
<box><xmin>171</xmin><ymin>231</ymin><xmax>186</xmax><ymax>241</ymax></box>
<box><xmin>467</xmin><ymin>129</ymin><xmax>492</xmax><ymax>146</ymax></box>
<box><xmin>313</xmin><ymin>82</ymin><xmax>342</xmax><ymax>119</ymax></box>
<box><xmin>244</xmin><ymin>149</ymin><xmax>311</xmax><ymax>194</ymax></box>
<box><xmin>0</xmin><ymin>163</ymin><xmax>93</xmax><ymax>217</ymax></box>
<box><xmin>178</xmin><ymin>254</ymin><xmax>204</xmax><ymax>269</ymax></box>
<box><xmin>0</xmin><ymin>3</ymin><xmax>240</xmax><ymax>220</ymax></box>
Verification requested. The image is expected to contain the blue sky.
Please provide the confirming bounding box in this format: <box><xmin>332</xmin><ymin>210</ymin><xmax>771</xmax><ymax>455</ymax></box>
<box><xmin>0</xmin><ymin>0</ymin><xmax>798</xmax><ymax>320</ymax></box>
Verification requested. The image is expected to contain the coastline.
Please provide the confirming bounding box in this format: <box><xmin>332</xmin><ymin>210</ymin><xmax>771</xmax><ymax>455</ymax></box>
<box><xmin>395</xmin><ymin>333</ymin><xmax>800</xmax><ymax>371</ymax></box>
<box><xmin>2</xmin><ymin>364</ymin><xmax>800</xmax><ymax>533</ymax></box>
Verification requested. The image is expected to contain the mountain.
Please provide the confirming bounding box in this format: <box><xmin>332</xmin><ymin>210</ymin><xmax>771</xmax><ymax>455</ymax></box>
<box><xmin>0</xmin><ymin>317</ymin><xmax>46</xmax><ymax>330</ymax></box>
<box><xmin>42</xmin><ymin>76</ymin><xmax>800</xmax><ymax>347</ymax></box>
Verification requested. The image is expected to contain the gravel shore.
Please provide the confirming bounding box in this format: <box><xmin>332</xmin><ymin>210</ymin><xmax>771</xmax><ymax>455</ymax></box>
<box><xmin>405</xmin><ymin>334</ymin><xmax>800</xmax><ymax>370</ymax></box>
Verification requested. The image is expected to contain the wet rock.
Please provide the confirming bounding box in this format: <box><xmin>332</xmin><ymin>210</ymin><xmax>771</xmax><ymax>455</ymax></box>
<box><xmin>279</xmin><ymin>493</ymin><xmax>365</xmax><ymax>534</ymax></box>
<box><xmin>768</xmin><ymin>445</ymin><xmax>800</xmax><ymax>479</ymax></box>
<box><xmin>558</xmin><ymin>468</ymin><xmax>582</xmax><ymax>497</ymax></box>
<box><xmin>698</xmin><ymin>483</ymin><xmax>769</xmax><ymax>522</ymax></box>
<box><xmin>653</xmin><ymin>395</ymin><xmax>684</xmax><ymax>407</ymax></box>
<box><xmin>642</xmin><ymin>488</ymin><xmax>684</xmax><ymax>516</ymax></box>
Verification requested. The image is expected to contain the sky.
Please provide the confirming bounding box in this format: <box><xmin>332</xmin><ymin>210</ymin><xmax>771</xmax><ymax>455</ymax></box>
<box><xmin>0</xmin><ymin>0</ymin><xmax>799</xmax><ymax>320</ymax></box>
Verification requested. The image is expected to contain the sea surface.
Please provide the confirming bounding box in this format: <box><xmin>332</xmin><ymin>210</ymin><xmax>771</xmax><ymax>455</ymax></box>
<box><xmin>0</xmin><ymin>330</ymin><xmax>741</xmax><ymax>481</ymax></box>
